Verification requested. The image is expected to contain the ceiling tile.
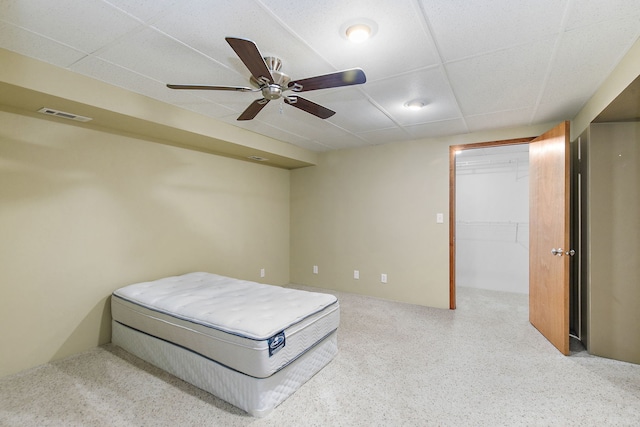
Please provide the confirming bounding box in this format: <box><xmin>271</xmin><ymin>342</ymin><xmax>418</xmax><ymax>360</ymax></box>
<box><xmin>149</xmin><ymin>0</ymin><xmax>334</xmax><ymax>81</ymax></box>
<box><xmin>363</xmin><ymin>67</ymin><xmax>461</xmax><ymax>125</ymax></box>
<box><xmin>0</xmin><ymin>21</ymin><xmax>86</xmax><ymax>68</ymax></box>
<box><xmin>564</xmin><ymin>0</ymin><xmax>640</xmax><ymax>30</ymax></box>
<box><xmin>0</xmin><ymin>0</ymin><xmax>143</xmax><ymax>54</ymax></box>
<box><xmin>319</xmin><ymin>138</ymin><xmax>370</xmax><ymax>151</ymax></box>
<box><xmin>174</xmin><ymin>102</ymin><xmax>238</xmax><ymax>119</ymax></box>
<box><xmin>217</xmin><ymin>113</ymin><xmax>317</xmax><ymax>146</ymax></box>
<box><xmin>286</xmin><ymin>139</ymin><xmax>335</xmax><ymax>152</ymax></box>
<box><xmin>533</xmin><ymin>97</ymin><xmax>589</xmax><ymax>125</ymax></box>
<box><xmin>191</xmin><ymin>89</ymin><xmax>266</xmax><ymax>118</ymax></box>
<box><xmin>310</xmin><ymin>88</ymin><xmax>397</xmax><ymax>133</ymax></box>
<box><xmin>242</xmin><ymin>106</ymin><xmax>367</xmax><ymax>150</ymax></box>
<box><xmin>404</xmin><ymin>118</ymin><xmax>468</xmax><ymax>139</ymax></box>
<box><xmin>70</xmin><ymin>56</ymin><xmax>208</xmax><ymax>105</ymax></box>
<box><xmin>102</xmin><ymin>0</ymin><xmax>178</xmax><ymax>23</ymax></box>
<box><xmin>465</xmin><ymin>108</ymin><xmax>536</xmax><ymax>133</ymax></box>
<box><xmin>356</xmin><ymin>127</ymin><xmax>412</xmax><ymax>145</ymax></box>
<box><xmin>446</xmin><ymin>38</ymin><xmax>555</xmax><ymax>116</ymax></box>
<box><xmin>421</xmin><ymin>0</ymin><xmax>567</xmax><ymax>61</ymax></box>
<box><xmin>539</xmin><ymin>17</ymin><xmax>640</xmax><ymax>106</ymax></box>
<box><xmin>94</xmin><ymin>27</ymin><xmax>241</xmax><ymax>86</ymax></box>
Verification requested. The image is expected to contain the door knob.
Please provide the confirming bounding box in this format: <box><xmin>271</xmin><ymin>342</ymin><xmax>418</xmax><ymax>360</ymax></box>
<box><xmin>565</xmin><ymin>249</ymin><xmax>575</xmax><ymax>256</ymax></box>
<box><xmin>551</xmin><ymin>248</ymin><xmax>563</xmax><ymax>256</ymax></box>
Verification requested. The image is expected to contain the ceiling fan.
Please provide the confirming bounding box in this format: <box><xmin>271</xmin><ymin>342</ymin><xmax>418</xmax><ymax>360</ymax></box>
<box><xmin>167</xmin><ymin>37</ymin><xmax>367</xmax><ymax>121</ymax></box>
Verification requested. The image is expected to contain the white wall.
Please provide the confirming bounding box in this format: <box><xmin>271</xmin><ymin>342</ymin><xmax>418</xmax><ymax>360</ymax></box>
<box><xmin>456</xmin><ymin>145</ymin><xmax>529</xmax><ymax>294</ymax></box>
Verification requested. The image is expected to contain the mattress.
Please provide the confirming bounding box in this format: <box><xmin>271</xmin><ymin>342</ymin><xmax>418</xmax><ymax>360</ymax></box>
<box><xmin>111</xmin><ymin>272</ymin><xmax>340</xmax><ymax>379</ymax></box>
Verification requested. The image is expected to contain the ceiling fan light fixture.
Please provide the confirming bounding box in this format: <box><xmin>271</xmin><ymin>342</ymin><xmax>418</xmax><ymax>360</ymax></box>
<box><xmin>404</xmin><ymin>99</ymin><xmax>428</xmax><ymax>110</ymax></box>
<box><xmin>346</xmin><ymin>24</ymin><xmax>372</xmax><ymax>43</ymax></box>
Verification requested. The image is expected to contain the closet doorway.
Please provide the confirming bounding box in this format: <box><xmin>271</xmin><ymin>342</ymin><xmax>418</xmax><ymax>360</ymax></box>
<box><xmin>455</xmin><ymin>144</ymin><xmax>531</xmax><ymax>294</ymax></box>
<box><xmin>448</xmin><ymin>138</ymin><xmax>534</xmax><ymax>309</ymax></box>
<box><xmin>450</xmin><ymin>123</ymin><xmax>574</xmax><ymax>355</ymax></box>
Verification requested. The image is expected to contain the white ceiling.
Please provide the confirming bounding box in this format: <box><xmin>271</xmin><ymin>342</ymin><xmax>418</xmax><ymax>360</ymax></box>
<box><xmin>1</xmin><ymin>0</ymin><xmax>639</xmax><ymax>152</ymax></box>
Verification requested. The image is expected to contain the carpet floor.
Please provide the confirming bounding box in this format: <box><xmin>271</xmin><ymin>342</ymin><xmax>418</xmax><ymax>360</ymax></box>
<box><xmin>1</xmin><ymin>286</ymin><xmax>639</xmax><ymax>426</ymax></box>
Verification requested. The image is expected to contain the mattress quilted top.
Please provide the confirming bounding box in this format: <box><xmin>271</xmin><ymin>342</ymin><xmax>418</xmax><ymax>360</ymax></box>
<box><xmin>113</xmin><ymin>272</ymin><xmax>338</xmax><ymax>340</ymax></box>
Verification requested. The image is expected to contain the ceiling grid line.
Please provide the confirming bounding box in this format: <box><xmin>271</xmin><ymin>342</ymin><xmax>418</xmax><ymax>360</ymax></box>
<box><xmin>413</xmin><ymin>0</ymin><xmax>469</xmax><ymax>134</ymax></box>
<box><xmin>527</xmin><ymin>0</ymin><xmax>573</xmax><ymax>126</ymax></box>
<box><xmin>254</xmin><ymin>0</ymin><xmax>341</xmax><ymax>72</ymax></box>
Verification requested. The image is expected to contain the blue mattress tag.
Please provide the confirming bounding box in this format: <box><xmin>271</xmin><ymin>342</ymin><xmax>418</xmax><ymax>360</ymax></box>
<box><xmin>268</xmin><ymin>331</ymin><xmax>286</xmax><ymax>357</ymax></box>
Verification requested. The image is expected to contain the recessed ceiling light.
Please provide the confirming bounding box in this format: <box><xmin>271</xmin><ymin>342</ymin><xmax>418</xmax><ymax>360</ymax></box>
<box><xmin>404</xmin><ymin>100</ymin><xmax>427</xmax><ymax>110</ymax></box>
<box><xmin>346</xmin><ymin>24</ymin><xmax>371</xmax><ymax>43</ymax></box>
<box><xmin>341</xmin><ymin>19</ymin><xmax>377</xmax><ymax>43</ymax></box>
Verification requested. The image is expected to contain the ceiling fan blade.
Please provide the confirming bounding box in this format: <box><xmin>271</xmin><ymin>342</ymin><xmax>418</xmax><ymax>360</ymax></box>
<box><xmin>238</xmin><ymin>99</ymin><xmax>270</xmax><ymax>121</ymax></box>
<box><xmin>285</xmin><ymin>96</ymin><xmax>335</xmax><ymax>119</ymax></box>
<box><xmin>289</xmin><ymin>68</ymin><xmax>366</xmax><ymax>92</ymax></box>
<box><xmin>225</xmin><ymin>37</ymin><xmax>274</xmax><ymax>84</ymax></box>
<box><xmin>166</xmin><ymin>84</ymin><xmax>257</xmax><ymax>92</ymax></box>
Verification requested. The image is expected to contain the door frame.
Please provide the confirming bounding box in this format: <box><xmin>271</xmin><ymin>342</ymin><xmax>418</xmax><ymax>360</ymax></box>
<box><xmin>448</xmin><ymin>137</ymin><xmax>535</xmax><ymax>309</ymax></box>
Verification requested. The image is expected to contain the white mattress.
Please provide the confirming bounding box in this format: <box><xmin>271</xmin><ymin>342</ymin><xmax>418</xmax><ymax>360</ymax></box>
<box><xmin>111</xmin><ymin>272</ymin><xmax>340</xmax><ymax>378</ymax></box>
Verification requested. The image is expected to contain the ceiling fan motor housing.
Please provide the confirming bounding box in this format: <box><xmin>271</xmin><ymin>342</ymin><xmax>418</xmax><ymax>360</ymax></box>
<box><xmin>262</xmin><ymin>84</ymin><xmax>283</xmax><ymax>100</ymax></box>
<box><xmin>249</xmin><ymin>57</ymin><xmax>291</xmax><ymax>100</ymax></box>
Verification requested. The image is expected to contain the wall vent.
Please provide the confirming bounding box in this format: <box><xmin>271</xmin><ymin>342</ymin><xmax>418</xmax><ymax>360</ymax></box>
<box><xmin>37</xmin><ymin>107</ymin><xmax>93</xmax><ymax>122</ymax></box>
<box><xmin>247</xmin><ymin>155</ymin><xmax>269</xmax><ymax>161</ymax></box>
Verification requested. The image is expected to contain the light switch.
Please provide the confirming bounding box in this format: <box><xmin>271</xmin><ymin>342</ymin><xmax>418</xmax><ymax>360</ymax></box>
<box><xmin>436</xmin><ymin>213</ymin><xmax>444</xmax><ymax>224</ymax></box>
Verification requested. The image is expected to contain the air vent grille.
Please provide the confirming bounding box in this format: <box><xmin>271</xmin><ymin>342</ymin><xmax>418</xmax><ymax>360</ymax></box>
<box><xmin>37</xmin><ymin>107</ymin><xmax>92</xmax><ymax>122</ymax></box>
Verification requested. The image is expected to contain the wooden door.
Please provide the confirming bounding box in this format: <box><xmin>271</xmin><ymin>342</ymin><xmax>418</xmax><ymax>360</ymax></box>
<box><xmin>529</xmin><ymin>121</ymin><xmax>570</xmax><ymax>355</ymax></box>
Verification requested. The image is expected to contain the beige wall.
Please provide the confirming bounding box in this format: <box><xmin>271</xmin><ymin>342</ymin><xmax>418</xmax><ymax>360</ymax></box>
<box><xmin>0</xmin><ymin>109</ymin><xmax>290</xmax><ymax>377</ymax></box>
<box><xmin>290</xmin><ymin>125</ymin><xmax>553</xmax><ymax>308</ymax></box>
<box><xmin>586</xmin><ymin>122</ymin><xmax>640</xmax><ymax>364</ymax></box>
<box><xmin>291</xmin><ymin>140</ymin><xmax>450</xmax><ymax>307</ymax></box>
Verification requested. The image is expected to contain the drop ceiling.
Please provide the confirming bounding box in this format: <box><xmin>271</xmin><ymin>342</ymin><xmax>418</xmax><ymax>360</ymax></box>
<box><xmin>1</xmin><ymin>0</ymin><xmax>639</xmax><ymax>153</ymax></box>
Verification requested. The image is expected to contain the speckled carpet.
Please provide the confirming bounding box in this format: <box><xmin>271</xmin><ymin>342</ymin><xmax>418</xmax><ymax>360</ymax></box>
<box><xmin>1</xmin><ymin>286</ymin><xmax>639</xmax><ymax>426</ymax></box>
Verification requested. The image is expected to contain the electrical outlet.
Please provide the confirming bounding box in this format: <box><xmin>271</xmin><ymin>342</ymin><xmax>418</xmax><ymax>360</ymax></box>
<box><xmin>354</xmin><ymin>270</ymin><xmax>359</xmax><ymax>279</ymax></box>
<box><xmin>313</xmin><ymin>265</ymin><xmax>318</xmax><ymax>274</ymax></box>
<box><xmin>381</xmin><ymin>273</ymin><xmax>387</xmax><ymax>283</ymax></box>
<box><xmin>260</xmin><ymin>268</ymin><xmax>265</xmax><ymax>278</ymax></box>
